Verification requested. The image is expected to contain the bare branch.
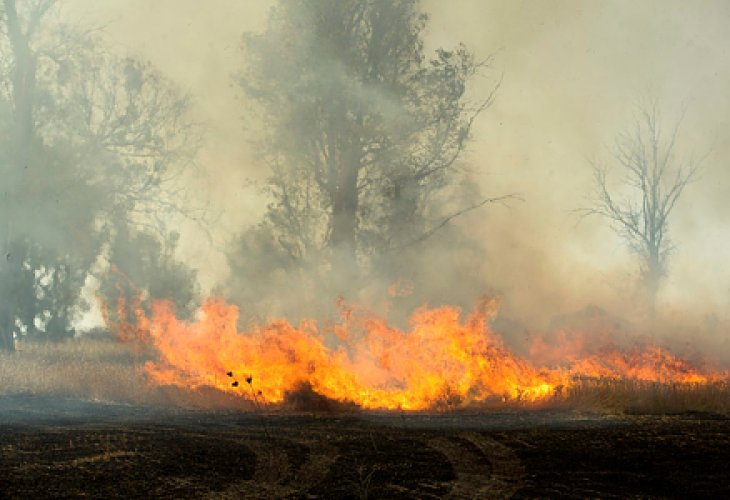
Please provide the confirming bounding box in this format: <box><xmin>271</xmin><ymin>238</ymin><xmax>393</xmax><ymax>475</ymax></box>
<box><xmin>393</xmin><ymin>193</ymin><xmax>523</xmax><ymax>250</ymax></box>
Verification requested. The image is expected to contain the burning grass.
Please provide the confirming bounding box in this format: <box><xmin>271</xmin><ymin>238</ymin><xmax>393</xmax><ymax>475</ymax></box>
<box><xmin>99</xmin><ymin>294</ymin><xmax>730</xmax><ymax>414</ymax></box>
<box><xmin>2</xmin><ymin>294</ymin><xmax>727</xmax><ymax>415</ymax></box>
<box><xmin>1</xmin><ymin>336</ymin><xmax>729</xmax><ymax>415</ymax></box>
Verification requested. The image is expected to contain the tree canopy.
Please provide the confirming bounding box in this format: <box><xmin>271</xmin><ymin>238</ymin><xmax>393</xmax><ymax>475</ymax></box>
<box><xmin>230</xmin><ymin>0</ymin><xmax>498</xmax><ymax>316</ymax></box>
<box><xmin>0</xmin><ymin>0</ymin><xmax>201</xmax><ymax>349</ymax></box>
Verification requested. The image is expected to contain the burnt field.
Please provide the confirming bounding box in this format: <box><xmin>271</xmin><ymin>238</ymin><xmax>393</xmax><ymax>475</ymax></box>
<box><xmin>0</xmin><ymin>395</ymin><xmax>729</xmax><ymax>499</ymax></box>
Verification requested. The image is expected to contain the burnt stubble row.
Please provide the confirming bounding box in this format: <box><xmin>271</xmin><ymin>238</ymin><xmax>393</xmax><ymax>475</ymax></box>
<box><xmin>0</xmin><ymin>397</ymin><xmax>728</xmax><ymax>498</ymax></box>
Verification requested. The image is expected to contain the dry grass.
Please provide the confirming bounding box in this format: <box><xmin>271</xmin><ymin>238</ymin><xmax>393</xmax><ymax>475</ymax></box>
<box><xmin>0</xmin><ymin>338</ymin><xmax>258</xmax><ymax>409</ymax></box>
<box><xmin>0</xmin><ymin>338</ymin><xmax>161</xmax><ymax>405</ymax></box>
<box><xmin>550</xmin><ymin>377</ymin><xmax>730</xmax><ymax>415</ymax></box>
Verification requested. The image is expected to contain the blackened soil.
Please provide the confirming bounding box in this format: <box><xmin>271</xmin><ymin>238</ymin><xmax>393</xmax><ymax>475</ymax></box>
<box><xmin>0</xmin><ymin>427</ymin><xmax>256</xmax><ymax>498</ymax></box>
<box><xmin>0</xmin><ymin>395</ymin><xmax>728</xmax><ymax>498</ymax></box>
<box><xmin>500</xmin><ymin>415</ymin><xmax>730</xmax><ymax>499</ymax></box>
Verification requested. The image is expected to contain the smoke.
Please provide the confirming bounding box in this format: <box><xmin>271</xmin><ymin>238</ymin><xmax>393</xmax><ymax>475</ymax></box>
<box><xmin>421</xmin><ymin>0</ymin><xmax>730</xmax><ymax>352</ymax></box>
<box><xmin>15</xmin><ymin>0</ymin><xmax>730</xmax><ymax>371</ymax></box>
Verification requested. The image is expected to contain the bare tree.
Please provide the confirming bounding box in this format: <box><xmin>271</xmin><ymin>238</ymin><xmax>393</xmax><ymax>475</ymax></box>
<box><xmin>584</xmin><ymin>106</ymin><xmax>701</xmax><ymax>310</ymax></box>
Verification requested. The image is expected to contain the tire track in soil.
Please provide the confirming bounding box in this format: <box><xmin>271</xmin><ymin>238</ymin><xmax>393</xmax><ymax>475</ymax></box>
<box><xmin>290</xmin><ymin>437</ymin><xmax>339</xmax><ymax>493</ymax></box>
<box><xmin>207</xmin><ymin>427</ymin><xmax>524</xmax><ymax>498</ymax></box>
<box><xmin>428</xmin><ymin>432</ymin><xmax>525</xmax><ymax>499</ymax></box>
<box><xmin>209</xmin><ymin>431</ymin><xmax>339</xmax><ymax>499</ymax></box>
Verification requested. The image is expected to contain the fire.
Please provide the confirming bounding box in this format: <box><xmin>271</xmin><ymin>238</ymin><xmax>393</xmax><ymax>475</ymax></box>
<box><xmin>104</xmin><ymin>295</ymin><xmax>727</xmax><ymax>411</ymax></box>
<box><xmin>530</xmin><ymin>330</ymin><xmax>719</xmax><ymax>384</ymax></box>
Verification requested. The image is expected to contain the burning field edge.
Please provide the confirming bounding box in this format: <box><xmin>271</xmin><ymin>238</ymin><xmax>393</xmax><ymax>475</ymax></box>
<box><xmin>2</xmin><ymin>329</ymin><xmax>730</xmax><ymax>416</ymax></box>
<box><xmin>98</xmin><ymin>295</ymin><xmax>730</xmax><ymax>414</ymax></box>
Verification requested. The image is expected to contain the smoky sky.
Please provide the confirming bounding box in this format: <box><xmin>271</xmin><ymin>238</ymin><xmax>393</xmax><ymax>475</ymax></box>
<box><xmin>63</xmin><ymin>1</ymin><xmax>730</xmax><ymax>326</ymax></box>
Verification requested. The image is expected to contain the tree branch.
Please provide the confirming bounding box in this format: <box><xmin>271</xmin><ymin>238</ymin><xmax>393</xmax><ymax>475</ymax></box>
<box><xmin>393</xmin><ymin>193</ymin><xmax>522</xmax><ymax>250</ymax></box>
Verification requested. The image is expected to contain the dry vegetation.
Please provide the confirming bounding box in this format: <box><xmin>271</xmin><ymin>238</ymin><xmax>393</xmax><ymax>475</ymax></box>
<box><xmin>0</xmin><ymin>338</ymin><xmax>156</xmax><ymax>405</ymax></box>
<box><xmin>556</xmin><ymin>378</ymin><xmax>730</xmax><ymax>415</ymax></box>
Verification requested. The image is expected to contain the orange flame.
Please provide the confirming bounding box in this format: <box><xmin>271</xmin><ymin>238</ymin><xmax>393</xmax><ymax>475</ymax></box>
<box><xmin>530</xmin><ymin>329</ymin><xmax>720</xmax><ymax>384</ymax></box>
<box><xmin>105</xmin><ymin>295</ymin><xmax>727</xmax><ymax>410</ymax></box>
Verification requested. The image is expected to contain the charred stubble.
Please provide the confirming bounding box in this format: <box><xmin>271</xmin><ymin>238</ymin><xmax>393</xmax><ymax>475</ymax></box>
<box><xmin>0</xmin><ymin>398</ymin><xmax>729</xmax><ymax>498</ymax></box>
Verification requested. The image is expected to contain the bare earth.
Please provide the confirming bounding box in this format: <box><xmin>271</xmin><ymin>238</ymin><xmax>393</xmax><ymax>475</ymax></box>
<box><xmin>0</xmin><ymin>395</ymin><xmax>728</xmax><ymax>499</ymax></box>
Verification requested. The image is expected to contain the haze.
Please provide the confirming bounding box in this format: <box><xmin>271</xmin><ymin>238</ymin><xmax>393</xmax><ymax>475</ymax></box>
<box><xmin>60</xmin><ymin>0</ymin><xmax>730</xmax><ymax>329</ymax></box>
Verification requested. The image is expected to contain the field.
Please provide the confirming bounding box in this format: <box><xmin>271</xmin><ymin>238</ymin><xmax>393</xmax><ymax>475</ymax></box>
<box><xmin>1</xmin><ymin>339</ymin><xmax>729</xmax><ymax>498</ymax></box>
<box><xmin>1</xmin><ymin>395</ymin><xmax>729</xmax><ymax>498</ymax></box>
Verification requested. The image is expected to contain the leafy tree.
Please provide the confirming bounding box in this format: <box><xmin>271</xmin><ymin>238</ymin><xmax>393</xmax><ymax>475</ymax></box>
<box><xmin>232</xmin><ymin>0</ymin><xmax>500</xmax><ymax>314</ymax></box>
<box><xmin>97</xmin><ymin>225</ymin><xmax>199</xmax><ymax>327</ymax></box>
<box><xmin>0</xmin><ymin>0</ymin><xmax>201</xmax><ymax>349</ymax></box>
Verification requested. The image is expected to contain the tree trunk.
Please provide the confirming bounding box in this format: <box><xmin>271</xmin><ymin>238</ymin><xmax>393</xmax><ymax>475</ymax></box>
<box><xmin>0</xmin><ymin>0</ymin><xmax>41</xmax><ymax>352</ymax></box>
<box><xmin>5</xmin><ymin>0</ymin><xmax>37</xmax><ymax>154</ymax></box>
<box><xmin>329</xmin><ymin>145</ymin><xmax>360</xmax><ymax>273</ymax></box>
<box><xmin>0</xmin><ymin>314</ymin><xmax>15</xmax><ymax>352</ymax></box>
<box><xmin>0</xmin><ymin>334</ymin><xmax>14</xmax><ymax>352</ymax></box>
<box><xmin>644</xmin><ymin>246</ymin><xmax>662</xmax><ymax>316</ymax></box>
<box><xmin>389</xmin><ymin>175</ymin><xmax>420</xmax><ymax>244</ymax></box>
